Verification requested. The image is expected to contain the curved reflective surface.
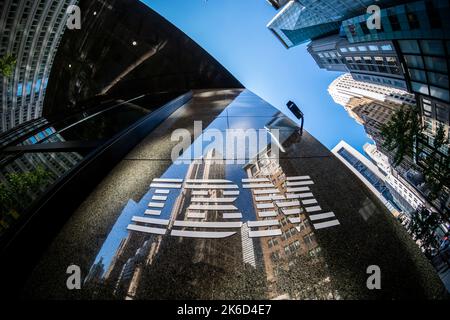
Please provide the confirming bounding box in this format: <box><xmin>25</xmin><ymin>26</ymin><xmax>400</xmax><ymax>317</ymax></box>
<box><xmin>23</xmin><ymin>90</ymin><xmax>446</xmax><ymax>299</ymax></box>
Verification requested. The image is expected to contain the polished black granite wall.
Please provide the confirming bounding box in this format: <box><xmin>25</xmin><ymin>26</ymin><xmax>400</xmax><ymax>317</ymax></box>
<box><xmin>22</xmin><ymin>90</ymin><xmax>447</xmax><ymax>300</ymax></box>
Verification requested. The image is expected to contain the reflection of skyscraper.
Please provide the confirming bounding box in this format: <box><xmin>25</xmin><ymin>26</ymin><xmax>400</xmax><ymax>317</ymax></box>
<box><xmin>241</xmin><ymin>223</ymin><xmax>256</xmax><ymax>268</ymax></box>
<box><xmin>244</xmin><ymin>144</ymin><xmax>332</xmax><ymax>299</ymax></box>
<box><xmin>0</xmin><ymin>126</ymin><xmax>83</xmax><ymax>198</ymax></box>
<box><xmin>0</xmin><ymin>148</ymin><xmax>81</xmax><ymax>187</ymax></box>
<box><xmin>110</xmin><ymin>234</ymin><xmax>161</xmax><ymax>299</ymax></box>
<box><xmin>171</xmin><ymin>149</ymin><xmax>242</xmax><ymax>269</ymax></box>
<box><xmin>0</xmin><ymin>0</ymin><xmax>78</xmax><ymax>132</ymax></box>
<box><xmin>84</xmin><ymin>257</ymin><xmax>105</xmax><ymax>286</ymax></box>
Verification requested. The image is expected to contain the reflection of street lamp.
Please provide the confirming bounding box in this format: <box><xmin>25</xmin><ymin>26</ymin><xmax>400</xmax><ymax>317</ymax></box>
<box><xmin>286</xmin><ymin>100</ymin><xmax>304</xmax><ymax>135</ymax></box>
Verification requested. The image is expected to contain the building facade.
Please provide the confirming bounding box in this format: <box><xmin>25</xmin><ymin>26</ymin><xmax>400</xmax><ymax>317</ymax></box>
<box><xmin>267</xmin><ymin>0</ymin><xmax>393</xmax><ymax>48</ymax></box>
<box><xmin>364</xmin><ymin>143</ymin><xmax>426</xmax><ymax>213</ymax></box>
<box><xmin>308</xmin><ymin>34</ymin><xmax>408</xmax><ymax>90</ymax></box>
<box><xmin>328</xmin><ymin>73</ymin><xmax>417</xmax><ymax>174</ymax></box>
<box><xmin>332</xmin><ymin>140</ymin><xmax>402</xmax><ymax>215</ymax></box>
<box><xmin>0</xmin><ymin>0</ymin><xmax>78</xmax><ymax>132</ymax></box>
<box><xmin>340</xmin><ymin>0</ymin><xmax>450</xmax><ymax>174</ymax></box>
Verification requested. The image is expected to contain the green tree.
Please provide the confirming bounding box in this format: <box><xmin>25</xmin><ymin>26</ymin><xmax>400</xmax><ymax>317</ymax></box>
<box><xmin>381</xmin><ymin>106</ymin><xmax>422</xmax><ymax>166</ymax></box>
<box><xmin>408</xmin><ymin>207</ymin><xmax>443</xmax><ymax>258</ymax></box>
<box><xmin>0</xmin><ymin>167</ymin><xmax>52</xmax><ymax>233</ymax></box>
<box><xmin>0</xmin><ymin>54</ymin><xmax>17</xmax><ymax>78</ymax></box>
<box><xmin>422</xmin><ymin>125</ymin><xmax>450</xmax><ymax>201</ymax></box>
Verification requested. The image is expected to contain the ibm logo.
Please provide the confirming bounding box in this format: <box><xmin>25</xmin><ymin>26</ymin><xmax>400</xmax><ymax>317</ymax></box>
<box><xmin>126</xmin><ymin>176</ymin><xmax>341</xmax><ymax>240</ymax></box>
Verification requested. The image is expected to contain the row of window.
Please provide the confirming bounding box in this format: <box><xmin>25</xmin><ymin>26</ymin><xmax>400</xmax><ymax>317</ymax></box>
<box><xmin>339</xmin><ymin>43</ymin><xmax>393</xmax><ymax>53</ymax></box>
<box><xmin>352</xmin><ymin>73</ymin><xmax>407</xmax><ymax>90</ymax></box>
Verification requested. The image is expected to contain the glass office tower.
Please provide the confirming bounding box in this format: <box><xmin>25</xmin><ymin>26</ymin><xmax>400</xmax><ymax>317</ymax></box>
<box><xmin>267</xmin><ymin>0</ymin><xmax>391</xmax><ymax>48</ymax></box>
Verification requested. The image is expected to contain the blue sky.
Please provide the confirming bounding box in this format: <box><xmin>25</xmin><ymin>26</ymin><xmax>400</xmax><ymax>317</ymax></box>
<box><xmin>142</xmin><ymin>0</ymin><xmax>372</xmax><ymax>154</ymax></box>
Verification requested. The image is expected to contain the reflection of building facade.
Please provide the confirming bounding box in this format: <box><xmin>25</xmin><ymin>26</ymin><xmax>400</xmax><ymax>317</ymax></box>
<box><xmin>241</xmin><ymin>222</ymin><xmax>257</xmax><ymax>268</ymax></box>
<box><xmin>0</xmin><ymin>0</ymin><xmax>78</xmax><ymax>132</ymax></box>
<box><xmin>244</xmin><ymin>145</ymin><xmax>334</xmax><ymax>299</ymax></box>
<box><xmin>0</xmin><ymin>126</ymin><xmax>83</xmax><ymax>225</ymax></box>
<box><xmin>171</xmin><ymin>149</ymin><xmax>243</xmax><ymax>269</ymax></box>
<box><xmin>85</xmin><ymin>230</ymin><xmax>162</xmax><ymax>300</ymax></box>
<box><xmin>0</xmin><ymin>126</ymin><xmax>83</xmax><ymax>187</ymax></box>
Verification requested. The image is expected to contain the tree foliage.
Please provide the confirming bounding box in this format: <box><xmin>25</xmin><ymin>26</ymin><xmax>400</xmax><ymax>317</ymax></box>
<box><xmin>0</xmin><ymin>167</ymin><xmax>52</xmax><ymax>231</ymax></box>
<box><xmin>422</xmin><ymin>125</ymin><xmax>450</xmax><ymax>200</ymax></box>
<box><xmin>0</xmin><ymin>54</ymin><xmax>17</xmax><ymax>78</ymax></box>
<box><xmin>381</xmin><ymin>106</ymin><xmax>422</xmax><ymax>166</ymax></box>
<box><xmin>408</xmin><ymin>207</ymin><xmax>443</xmax><ymax>257</ymax></box>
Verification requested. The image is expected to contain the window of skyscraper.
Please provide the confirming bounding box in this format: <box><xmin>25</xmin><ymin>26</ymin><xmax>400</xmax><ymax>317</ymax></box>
<box><xmin>406</xmin><ymin>12</ymin><xmax>420</xmax><ymax>30</ymax></box>
<box><xmin>412</xmin><ymin>81</ymin><xmax>430</xmax><ymax>95</ymax></box>
<box><xmin>368</xmin><ymin>45</ymin><xmax>378</xmax><ymax>51</ymax></box>
<box><xmin>410</xmin><ymin>69</ymin><xmax>427</xmax><ymax>82</ymax></box>
<box><xmin>359</xmin><ymin>22</ymin><xmax>370</xmax><ymax>35</ymax></box>
<box><xmin>430</xmin><ymin>86</ymin><xmax>450</xmax><ymax>102</ymax></box>
<box><xmin>424</xmin><ymin>56</ymin><xmax>447</xmax><ymax>72</ymax></box>
<box><xmin>436</xmin><ymin>105</ymin><xmax>449</xmax><ymax>124</ymax></box>
<box><xmin>374</xmin><ymin>57</ymin><xmax>383</xmax><ymax>65</ymax></box>
<box><xmin>405</xmin><ymin>55</ymin><xmax>424</xmax><ymax>69</ymax></box>
<box><xmin>421</xmin><ymin>40</ymin><xmax>445</xmax><ymax>56</ymax></box>
<box><xmin>427</xmin><ymin>72</ymin><xmax>449</xmax><ymax>88</ymax></box>
<box><xmin>399</xmin><ymin>40</ymin><xmax>420</xmax><ymax>54</ymax></box>
<box><xmin>425</xmin><ymin>1</ymin><xmax>442</xmax><ymax>29</ymax></box>
<box><xmin>386</xmin><ymin>57</ymin><xmax>398</xmax><ymax>66</ymax></box>
<box><xmin>381</xmin><ymin>44</ymin><xmax>393</xmax><ymax>51</ymax></box>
